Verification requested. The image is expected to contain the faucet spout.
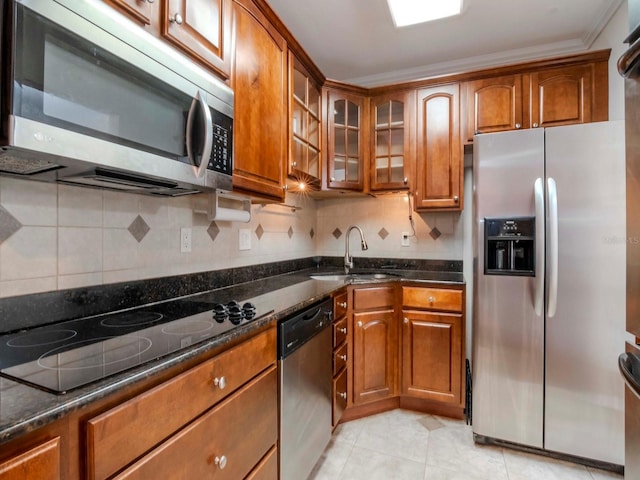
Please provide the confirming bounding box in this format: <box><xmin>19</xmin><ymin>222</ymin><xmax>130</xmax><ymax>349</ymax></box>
<box><xmin>344</xmin><ymin>225</ymin><xmax>368</xmax><ymax>274</ymax></box>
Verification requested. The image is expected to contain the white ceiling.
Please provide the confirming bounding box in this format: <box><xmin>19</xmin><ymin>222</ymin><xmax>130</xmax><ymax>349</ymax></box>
<box><xmin>266</xmin><ymin>0</ymin><xmax>625</xmax><ymax>87</ymax></box>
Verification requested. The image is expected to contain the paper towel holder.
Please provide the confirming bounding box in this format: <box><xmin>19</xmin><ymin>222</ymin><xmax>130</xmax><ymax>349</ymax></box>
<box><xmin>194</xmin><ymin>192</ymin><xmax>251</xmax><ymax>222</ymax></box>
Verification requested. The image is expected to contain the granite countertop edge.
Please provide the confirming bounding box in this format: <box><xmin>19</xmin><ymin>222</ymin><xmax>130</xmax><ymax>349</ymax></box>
<box><xmin>0</xmin><ymin>267</ymin><xmax>464</xmax><ymax>445</ymax></box>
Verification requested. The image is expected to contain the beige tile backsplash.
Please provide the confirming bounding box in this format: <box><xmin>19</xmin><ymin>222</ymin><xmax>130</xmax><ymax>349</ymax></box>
<box><xmin>0</xmin><ymin>177</ymin><xmax>464</xmax><ymax>298</ymax></box>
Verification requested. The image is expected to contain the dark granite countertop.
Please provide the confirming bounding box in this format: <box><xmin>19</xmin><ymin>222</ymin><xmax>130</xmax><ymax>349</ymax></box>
<box><xmin>0</xmin><ymin>265</ymin><xmax>464</xmax><ymax>445</ymax></box>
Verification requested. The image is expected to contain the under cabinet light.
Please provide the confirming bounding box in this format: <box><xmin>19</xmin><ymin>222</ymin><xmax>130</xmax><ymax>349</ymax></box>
<box><xmin>387</xmin><ymin>0</ymin><xmax>463</xmax><ymax>27</ymax></box>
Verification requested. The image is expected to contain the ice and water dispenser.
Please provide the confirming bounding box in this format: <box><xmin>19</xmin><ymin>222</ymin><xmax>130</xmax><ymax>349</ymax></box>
<box><xmin>484</xmin><ymin>218</ymin><xmax>535</xmax><ymax>276</ymax></box>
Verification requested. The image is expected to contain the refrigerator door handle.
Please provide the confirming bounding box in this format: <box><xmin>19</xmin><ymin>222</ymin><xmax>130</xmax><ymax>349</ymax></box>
<box><xmin>547</xmin><ymin>177</ymin><xmax>559</xmax><ymax>318</ymax></box>
<box><xmin>534</xmin><ymin>178</ymin><xmax>545</xmax><ymax>316</ymax></box>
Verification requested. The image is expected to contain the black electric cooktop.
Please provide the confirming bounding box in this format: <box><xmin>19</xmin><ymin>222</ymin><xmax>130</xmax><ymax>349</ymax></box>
<box><xmin>0</xmin><ymin>288</ymin><xmax>274</xmax><ymax>394</ymax></box>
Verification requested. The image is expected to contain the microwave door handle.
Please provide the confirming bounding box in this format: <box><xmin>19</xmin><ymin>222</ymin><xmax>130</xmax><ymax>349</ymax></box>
<box><xmin>618</xmin><ymin>36</ymin><xmax>640</xmax><ymax>78</ymax></box>
<box><xmin>534</xmin><ymin>177</ymin><xmax>545</xmax><ymax>316</ymax></box>
<box><xmin>186</xmin><ymin>91</ymin><xmax>214</xmax><ymax>179</ymax></box>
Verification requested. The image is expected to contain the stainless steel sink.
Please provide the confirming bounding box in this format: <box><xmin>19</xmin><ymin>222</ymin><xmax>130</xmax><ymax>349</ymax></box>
<box><xmin>309</xmin><ymin>272</ymin><xmax>399</xmax><ymax>282</ymax></box>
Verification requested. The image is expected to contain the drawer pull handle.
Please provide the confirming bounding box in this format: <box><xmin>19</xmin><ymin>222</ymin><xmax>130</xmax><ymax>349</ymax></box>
<box><xmin>339</xmin><ymin>354</ymin><xmax>347</xmax><ymax>361</ymax></box>
<box><xmin>338</xmin><ymin>327</ymin><xmax>347</xmax><ymax>334</ymax></box>
<box><xmin>338</xmin><ymin>301</ymin><xmax>347</xmax><ymax>308</ymax></box>
<box><xmin>169</xmin><ymin>13</ymin><xmax>183</xmax><ymax>24</ymax></box>
<box><xmin>214</xmin><ymin>455</ymin><xmax>227</xmax><ymax>469</ymax></box>
<box><xmin>213</xmin><ymin>376</ymin><xmax>226</xmax><ymax>390</ymax></box>
<box><xmin>357</xmin><ymin>321</ymin><xmax>363</xmax><ymax>328</ymax></box>
<box><xmin>403</xmin><ymin>317</ymin><xmax>409</xmax><ymax>324</ymax></box>
<box><xmin>338</xmin><ymin>392</ymin><xmax>347</xmax><ymax>400</ymax></box>
<box><xmin>429</xmin><ymin>296</ymin><xmax>435</xmax><ymax>304</ymax></box>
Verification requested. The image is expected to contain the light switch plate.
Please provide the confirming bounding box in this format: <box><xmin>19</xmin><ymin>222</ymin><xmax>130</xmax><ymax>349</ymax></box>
<box><xmin>402</xmin><ymin>232</ymin><xmax>410</xmax><ymax>247</ymax></box>
<box><xmin>239</xmin><ymin>228</ymin><xmax>252</xmax><ymax>250</ymax></box>
<box><xmin>180</xmin><ymin>228</ymin><xmax>192</xmax><ymax>253</ymax></box>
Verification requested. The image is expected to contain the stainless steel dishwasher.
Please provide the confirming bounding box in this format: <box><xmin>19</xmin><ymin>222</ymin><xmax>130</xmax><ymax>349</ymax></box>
<box><xmin>278</xmin><ymin>298</ymin><xmax>333</xmax><ymax>480</ymax></box>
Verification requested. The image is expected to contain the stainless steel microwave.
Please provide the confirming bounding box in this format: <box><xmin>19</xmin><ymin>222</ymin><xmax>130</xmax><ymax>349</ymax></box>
<box><xmin>0</xmin><ymin>0</ymin><xmax>233</xmax><ymax>196</ymax></box>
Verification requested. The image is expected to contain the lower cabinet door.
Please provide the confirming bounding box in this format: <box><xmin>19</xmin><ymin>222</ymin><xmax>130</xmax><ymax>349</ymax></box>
<box><xmin>0</xmin><ymin>437</ymin><xmax>60</xmax><ymax>480</ymax></box>
<box><xmin>114</xmin><ymin>368</ymin><xmax>277</xmax><ymax>480</ymax></box>
<box><xmin>332</xmin><ymin>367</ymin><xmax>348</xmax><ymax>427</ymax></box>
<box><xmin>401</xmin><ymin>310</ymin><xmax>462</xmax><ymax>405</ymax></box>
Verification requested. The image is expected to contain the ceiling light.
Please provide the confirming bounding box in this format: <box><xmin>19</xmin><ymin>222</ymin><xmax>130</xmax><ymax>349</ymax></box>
<box><xmin>387</xmin><ymin>0</ymin><xmax>463</xmax><ymax>27</ymax></box>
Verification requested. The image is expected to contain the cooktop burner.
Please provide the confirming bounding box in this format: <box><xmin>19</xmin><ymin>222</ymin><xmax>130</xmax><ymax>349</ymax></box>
<box><xmin>0</xmin><ymin>291</ymin><xmax>273</xmax><ymax>394</ymax></box>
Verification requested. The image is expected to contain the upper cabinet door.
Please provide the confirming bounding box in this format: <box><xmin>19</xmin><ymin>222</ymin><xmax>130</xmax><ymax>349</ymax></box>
<box><xmin>163</xmin><ymin>0</ymin><xmax>232</xmax><ymax>79</ymax></box>
<box><xmin>415</xmin><ymin>84</ymin><xmax>462</xmax><ymax>211</ymax></box>
<box><xmin>105</xmin><ymin>0</ymin><xmax>156</xmax><ymax>27</ymax></box>
<box><xmin>463</xmin><ymin>74</ymin><xmax>523</xmax><ymax>142</ymax></box>
<box><xmin>289</xmin><ymin>53</ymin><xmax>322</xmax><ymax>184</ymax></box>
<box><xmin>529</xmin><ymin>64</ymin><xmax>594</xmax><ymax>128</ymax></box>
<box><xmin>326</xmin><ymin>90</ymin><xmax>368</xmax><ymax>191</ymax></box>
<box><xmin>370</xmin><ymin>91</ymin><xmax>414</xmax><ymax>192</ymax></box>
<box><xmin>232</xmin><ymin>0</ymin><xmax>287</xmax><ymax>201</ymax></box>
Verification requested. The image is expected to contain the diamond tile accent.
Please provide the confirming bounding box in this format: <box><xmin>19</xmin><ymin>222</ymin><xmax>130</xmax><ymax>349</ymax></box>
<box><xmin>207</xmin><ymin>222</ymin><xmax>220</xmax><ymax>242</ymax></box>
<box><xmin>0</xmin><ymin>206</ymin><xmax>22</xmax><ymax>243</ymax></box>
<box><xmin>332</xmin><ymin>228</ymin><xmax>342</xmax><ymax>239</ymax></box>
<box><xmin>429</xmin><ymin>226</ymin><xmax>442</xmax><ymax>240</ymax></box>
<box><xmin>128</xmin><ymin>215</ymin><xmax>150</xmax><ymax>243</ymax></box>
<box><xmin>378</xmin><ymin>227</ymin><xmax>389</xmax><ymax>240</ymax></box>
<box><xmin>310</xmin><ymin>228</ymin><xmax>315</xmax><ymax>239</ymax></box>
<box><xmin>288</xmin><ymin>226</ymin><xmax>294</xmax><ymax>239</ymax></box>
<box><xmin>255</xmin><ymin>224</ymin><xmax>264</xmax><ymax>240</ymax></box>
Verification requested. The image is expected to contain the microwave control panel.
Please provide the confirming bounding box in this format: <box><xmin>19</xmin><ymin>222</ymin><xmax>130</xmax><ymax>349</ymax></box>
<box><xmin>209</xmin><ymin>109</ymin><xmax>233</xmax><ymax>176</ymax></box>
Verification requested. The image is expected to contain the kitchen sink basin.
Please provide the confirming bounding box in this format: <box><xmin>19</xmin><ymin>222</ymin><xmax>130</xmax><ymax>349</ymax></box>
<box><xmin>309</xmin><ymin>272</ymin><xmax>399</xmax><ymax>282</ymax></box>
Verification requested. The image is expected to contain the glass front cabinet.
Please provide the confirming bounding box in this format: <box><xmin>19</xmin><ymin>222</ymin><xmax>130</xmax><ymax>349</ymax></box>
<box><xmin>370</xmin><ymin>91</ymin><xmax>413</xmax><ymax>191</ymax></box>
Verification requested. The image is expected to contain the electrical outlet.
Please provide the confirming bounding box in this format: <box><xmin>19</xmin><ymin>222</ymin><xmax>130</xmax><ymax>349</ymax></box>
<box><xmin>180</xmin><ymin>228</ymin><xmax>192</xmax><ymax>253</ymax></box>
<box><xmin>239</xmin><ymin>228</ymin><xmax>252</xmax><ymax>251</ymax></box>
<box><xmin>402</xmin><ymin>232</ymin><xmax>410</xmax><ymax>247</ymax></box>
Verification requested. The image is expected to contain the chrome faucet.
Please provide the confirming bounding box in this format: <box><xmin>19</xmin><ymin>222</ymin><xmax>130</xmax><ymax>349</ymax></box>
<box><xmin>344</xmin><ymin>225</ymin><xmax>368</xmax><ymax>274</ymax></box>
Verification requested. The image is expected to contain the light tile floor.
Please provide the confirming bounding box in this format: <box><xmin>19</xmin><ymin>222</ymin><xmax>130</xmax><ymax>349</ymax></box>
<box><xmin>308</xmin><ymin>409</ymin><xmax>623</xmax><ymax>480</ymax></box>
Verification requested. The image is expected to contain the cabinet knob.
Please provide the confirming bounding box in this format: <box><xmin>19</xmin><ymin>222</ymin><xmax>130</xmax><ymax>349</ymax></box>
<box><xmin>403</xmin><ymin>317</ymin><xmax>409</xmax><ymax>324</ymax></box>
<box><xmin>338</xmin><ymin>392</ymin><xmax>347</xmax><ymax>400</ymax></box>
<box><xmin>214</xmin><ymin>455</ymin><xmax>227</xmax><ymax>469</ymax></box>
<box><xmin>515</xmin><ymin>123</ymin><xmax>521</xmax><ymax>129</ymax></box>
<box><xmin>357</xmin><ymin>321</ymin><xmax>363</xmax><ymax>328</ymax></box>
<box><xmin>169</xmin><ymin>13</ymin><xmax>183</xmax><ymax>24</ymax></box>
<box><xmin>283</xmin><ymin>184</ymin><xmax>289</xmax><ymax>191</ymax></box>
<box><xmin>338</xmin><ymin>301</ymin><xmax>347</xmax><ymax>308</ymax></box>
<box><xmin>533</xmin><ymin>122</ymin><xmax>539</xmax><ymax>128</ymax></box>
<box><xmin>453</xmin><ymin>195</ymin><xmax>459</xmax><ymax>203</ymax></box>
<box><xmin>213</xmin><ymin>376</ymin><xmax>226</xmax><ymax>390</ymax></box>
<box><xmin>339</xmin><ymin>354</ymin><xmax>347</xmax><ymax>361</ymax></box>
<box><xmin>403</xmin><ymin>177</ymin><xmax>408</xmax><ymax>184</ymax></box>
<box><xmin>291</xmin><ymin>161</ymin><xmax>297</xmax><ymax>167</ymax></box>
<box><xmin>429</xmin><ymin>296</ymin><xmax>435</xmax><ymax>304</ymax></box>
<box><xmin>330</xmin><ymin>177</ymin><xmax>335</xmax><ymax>182</ymax></box>
<box><xmin>338</xmin><ymin>327</ymin><xmax>347</xmax><ymax>334</ymax></box>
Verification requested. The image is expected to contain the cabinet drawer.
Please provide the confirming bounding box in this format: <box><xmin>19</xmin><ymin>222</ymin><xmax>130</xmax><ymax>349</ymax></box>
<box><xmin>114</xmin><ymin>367</ymin><xmax>277</xmax><ymax>480</ymax></box>
<box><xmin>402</xmin><ymin>287</ymin><xmax>462</xmax><ymax>312</ymax></box>
<box><xmin>334</xmin><ymin>290</ymin><xmax>348</xmax><ymax>319</ymax></box>
<box><xmin>87</xmin><ymin>327</ymin><xmax>276</xmax><ymax>480</ymax></box>
<box><xmin>353</xmin><ymin>286</ymin><xmax>395</xmax><ymax>310</ymax></box>
<box><xmin>0</xmin><ymin>437</ymin><xmax>60</xmax><ymax>480</ymax></box>
<box><xmin>333</xmin><ymin>317</ymin><xmax>348</xmax><ymax>346</ymax></box>
<box><xmin>333</xmin><ymin>366</ymin><xmax>348</xmax><ymax>427</ymax></box>
<box><xmin>333</xmin><ymin>342</ymin><xmax>348</xmax><ymax>376</ymax></box>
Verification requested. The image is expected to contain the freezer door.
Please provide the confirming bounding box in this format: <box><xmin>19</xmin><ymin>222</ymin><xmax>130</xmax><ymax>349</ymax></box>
<box><xmin>472</xmin><ymin>128</ymin><xmax>545</xmax><ymax>447</ymax></box>
<box><xmin>544</xmin><ymin>121</ymin><xmax>625</xmax><ymax>465</ymax></box>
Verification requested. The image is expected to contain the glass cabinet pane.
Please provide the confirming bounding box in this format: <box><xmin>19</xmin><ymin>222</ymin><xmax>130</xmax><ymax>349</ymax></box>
<box><xmin>347</xmin><ymin>101</ymin><xmax>359</xmax><ymax>127</ymax></box>
<box><xmin>293</xmin><ymin>69</ymin><xmax>307</xmax><ymax>103</ymax></box>
<box><xmin>308</xmin><ymin>117</ymin><xmax>319</xmax><ymax>148</ymax></box>
<box><xmin>309</xmin><ymin>147</ymin><xmax>319</xmax><ymax>178</ymax></box>
<box><xmin>390</xmin><ymin>156</ymin><xmax>404</xmax><ymax>182</ymax></box>
<box><xmin>377</xmin><ymin>131</ymin><xmax>389</xmax><ymax>156</ymax></box>
<box><xmin>309</xmin><ymin>85</ymin><xmax>320</xmax><ymax>117</ymax></box>
<box><xmin>376</xmin><ymin>158</ymin><xmax>389</xmax><ymax>184</ymax></box>
<box><xmin>293</xmin><ymin>137</ymin><xmax>305</xmax><ymax>170</ymax></box>
<box><xmin>334</xmin><ymin>100</ymin><xmax>346</xmax><ymax>126</ymax></box>
<box><xmin>334</xmin><ymin>127</ymin><xmax>346</xmax><ymax>155</ymax></box>
<box><xmin>292</xmin><ymin>101</ymin><xmax>304</xmax><ymax>137</ymax></box>
<box><xmin>391</xmin><ymin>101</ymin><xmax>403</xmax><ymax>125</ymax></box>
<box><xmin>377</xmin><ymin>102</ymin><xmax>390</xmax><ymax>127</ymax></box>
<box><xmin>390</xmin><ymin>129</ymin><xmax>403</xmax><ymax>155</ymax></box>
<box><xmin>334</xmin><ymin>157</ymin><xmax>346</xmax><ymax>182</ymax></box>
<box><xmin>347</xmin><ymin>129</ymin><xmax>359</xmax><ymax>156</ymax></box>
<box><xmin>347</xmin><ymin>157</ymin><xmax>359</xmax><ymax>181</ymax></box>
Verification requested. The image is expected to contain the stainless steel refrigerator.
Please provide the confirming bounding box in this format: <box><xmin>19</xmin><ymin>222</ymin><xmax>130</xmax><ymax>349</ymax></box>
<box><xmin>472</xmin><ymin>121</ymin><xmax>626</xmax><ymax>467</ymax></box>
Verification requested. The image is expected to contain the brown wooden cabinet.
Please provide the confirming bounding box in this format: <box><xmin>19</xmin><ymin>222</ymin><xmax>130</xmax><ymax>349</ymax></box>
<box><xmin>332</xmin><ymin>290</ymin><xmax>349</xmax><ymax>427</ymax></box>
<box><xmin>351</xmin><ymin>286</ymin><xmax>396</xmax><ymax>405</ymax></box>
<box><xmin>325</xmin><ymin>88</ymin><xmax>368</xmax><ymax>191</ymax></box>
<box><xmin>289</xmin><ymin>53</ymin><xmax>322</xmax><ymax>183</ymax></box>
<box><xmin>415</xmin><ymin>84</ymin><xmax>462</xmax><ymax>211</ymax></box>
<box><xmin>0</xmin><ymin>437</ymin><xmax>60</xmax><ymax>480</ymax></box>
<box><xmin>463</xmin><ymin>74</ymin><xmax>524</xmax><ymax>142</ymax></box>
<box><xmin>103</xmin><ymin>0</ymin><xmax>231</xmax><ymax>79</ymax></box>
<box><xmin>369</xmin><ymin>91</ymin><xmax>414</xmax><ymax>192</ymax></box>
<box><xmin>162</xmin><ymin>0</ymin><xmax>232</xmax><ymax>77</ymax></box>
<box><xmin>401</xmin><ymin>286</ymin><xmax>464</xmax><ymax>409</ymax></box>
<box><xmin>232</xmin><ymin>0</ymin><xmax>287</xmax><ymax>201</ymax></box>
<box><xmin>87</xmin><ymin>327</ymin><xmax>276</xmax><ymax>480</ymax></box>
